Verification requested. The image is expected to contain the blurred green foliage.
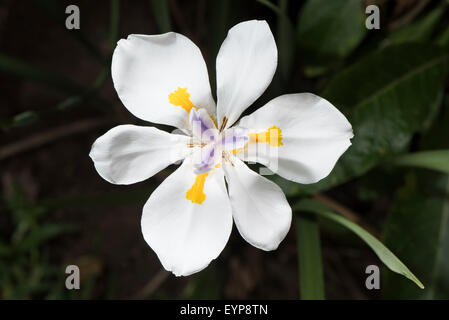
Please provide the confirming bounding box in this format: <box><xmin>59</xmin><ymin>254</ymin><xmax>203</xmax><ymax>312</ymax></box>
<box><xmin>1</xmin><ymin>0</ymin><xmax>449</xmax><ymax>300</ymax></box>
<box><xmin>296</xmin><ymin>199</ymin><xmax>424</xmax><ymax>289</ymax></box>
<box><xmin>0</xmin><ymin>186</ymin><xmax>78</xmax><ymax>299</ymax></box>
<box><xmin>383</xmin><ymin>104</ymin><xmax>449</xmax><ymax>299</ymax></box>
<box><xmin>296</xmin><ymin>214</ymin><xmax>324</xmax><ymax>299</ymax></box>
<box><xmin>297</xmin><ymin>0</ymin><xmax>367</xmax><ymax>76</ymax></box>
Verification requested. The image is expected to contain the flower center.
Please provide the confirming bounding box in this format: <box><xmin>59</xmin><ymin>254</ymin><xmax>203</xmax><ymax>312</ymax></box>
<box><xmin>185</xmin><ymin>107</ymin><xmax>284</xmax><ymax>205</ymax></box>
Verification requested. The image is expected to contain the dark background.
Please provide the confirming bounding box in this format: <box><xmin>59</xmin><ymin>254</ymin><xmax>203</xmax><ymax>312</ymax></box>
<box><xmin>0</xmin><ymin>0</ymin><xmax>448</xmax><ymax>299</ymax></box>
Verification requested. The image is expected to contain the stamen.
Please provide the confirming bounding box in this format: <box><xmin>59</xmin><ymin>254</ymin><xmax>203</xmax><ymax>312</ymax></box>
<box><xmin>187</xmin><ymin>142</ymin><xmax>207</xmax><ymax>148</ymax></box>
<box><xmin>222</xmin><ymin>151</ymin><xmax>235</xmax><ymax>166</ymax></box>
<box><xmin>219</xmin><ymin>117</ymin><xmax>228</xmax><ymax>132</ymax></box>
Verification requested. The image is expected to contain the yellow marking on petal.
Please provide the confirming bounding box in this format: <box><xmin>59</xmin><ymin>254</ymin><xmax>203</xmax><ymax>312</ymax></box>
<box><xmin>186</xmin><ymin>172</ymin><xmax>208</xmax><ymax>204</ymax></box>
<box><xmin>185</xmin><ymin>164</ymin><xmax>222</xmax><ymax>204</ymax></box>
<box><xmin>168</xmin><ymin>87</ymin><xmax>198</xmax><ymax>113</ymax></box>
<box><xmin>231</xmin><ymin>148</ymin><xmax>244</xmax><ymax>155</ymax></box>
<box><xmin>230</xmin><ymin>126</ymin><xmax>283</xmax><ymax>155</ymax></box>
<box><xmin>249</xmin><ymin>125</ymin><xmax>283</xmax><ymax>147</ymax></box>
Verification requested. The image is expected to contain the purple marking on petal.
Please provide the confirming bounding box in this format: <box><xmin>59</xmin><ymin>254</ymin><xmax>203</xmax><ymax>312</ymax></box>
<box><xmin>194</xmin><ymin>145</ymin><xmax>216</xmax><ymax>174</ymax></box>
<box><xmin>190</xmin><ymin>109</ymin><xmax>218</xmax><ymax>143</ymax></box>
<box><xmin>220</xmin><ymin>127</ymin><xmax>249</xmax><ymax>151</ymax></box>
<box><xmin>221</xmin><ymin>134</ymin><xmax>248</xmax><ymax>145</ymax></box>
<box><xmin>191</xmin><ymin>112</ymin><xmax>210</xmax><ymax>136</ymax></box>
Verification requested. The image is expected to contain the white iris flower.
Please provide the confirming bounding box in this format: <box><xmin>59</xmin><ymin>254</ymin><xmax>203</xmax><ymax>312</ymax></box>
<box><xmin>89</xmin><ymin>20</ymin><xmax>353</xmax><ymax>276</ymax></box>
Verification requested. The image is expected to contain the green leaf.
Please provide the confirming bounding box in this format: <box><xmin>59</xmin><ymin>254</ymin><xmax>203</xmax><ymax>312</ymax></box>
<box><xmin>383</xmin><ymin>106</ymin><xmax>449</xmax><ymax>299</ymax></box>
<box><xmin>0</xmin><ymin>241</ymin><xmax>9</xmax><ymax>257</ymax></box>
<box><xmin>295</xmin><ymin>214</ymin><xmax>325</xmax><ymax>299</ymax></box>
<box><xmin>297</xmin><ymin>0</ymin><xmax>366</xmax><ymax>69</ymax></box>
<box><xmin>256</xmin><ymin>0</ymin><xmax>281</xmax><ymax>15</ymax></box>
<box><xmin>281</xmin><ymin>44</ymin><xmax>449</xmax><ymax>196</ymax></box>
<box><xmin>383</xmin><ymin>172</ymin><xmax>449</xmax><ymax>298</ymax></box>
<box><xmin>387</xmin><ymin>5</ymin><xmax>446</xmax><ymax>45</ymax></box>
<box><xmin>295</xmin><ymin>199</ymin><xmax>424</xmax><ymax>289</ymax></box>
<box><xmin>150</xmin><ymin>0</ymin><xmax>172</xmax><ymax>33</ymax></box>
<box><xmin>257</xmin><ymin>0</ymin><xmax>295</xmax><ymax>82</ymax></box>
<box><xmin>437</xmin><ymin>25</ymin><xmax>449</xmax><ymax>47</ymax></box>
<box><xmin>16</xmin><ymin>224</ymin><xmax>77</xmax><ymax>253</ymax></box>
<box><xmin>392</xmin><ymin>150</ymin><xmax>449</xmax><ymax>174</ymax></box>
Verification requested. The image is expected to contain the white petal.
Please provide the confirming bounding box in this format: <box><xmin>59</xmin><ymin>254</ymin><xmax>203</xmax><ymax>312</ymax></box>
<box><xmin>223</xmin><ymin>157</ymin><xmax>291</xmax><ymax>251</ymax></box>
<box><xmin>141</xmin><ymin>159</ymin><xmax>232</xmax><ymax>276</ymax></box>
<box><xmin>216</xmin><ymin>20</ymin><xmax>277</xmax><ymax>129</ymax></box>
<box><xmin>237</xmin><ymin>93</ymin><xmax>353</xmax><ymax>184</ymax></box>
<box><xmin>112</xmin><ymin>33</ymin><xmax>215</xmax><ymax>130</ymax></box>
<box><xmin>89</xmin><ymin>125</ymin><xmax>191</xmax><ymax>185</ymax></box>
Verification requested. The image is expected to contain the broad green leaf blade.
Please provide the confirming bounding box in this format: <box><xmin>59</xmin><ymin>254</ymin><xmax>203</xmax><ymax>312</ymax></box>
<box><xmin>387</xmin><ymin>4</ymin><xmax>446</xmax><ymax>45</ymax></box>
<box><xmin>296</xmin><ymin>214</ymin><xmax>325</xmax><ymax>300</ymax></box>
<box><xmin>256</xmin><ymin>0</ymin><xmax>294</xmax><ymax>87</ymax></box>
<box><xmin>383</xmin><ymin>173</ymin><xmax>449</xmax><ymax>298</ymax></box>
<box><xmin>0</xmin><ymin>241</ymin><xmax>9</xmax><ymax>257</ymax></box>
<box><xmin>392</xmin><ymin>150</ymin><xmax>449</xmax><ymax>174</ymax></box>
<box><xmin>295</xmin><ymin>199</ymin><xmax>424</xmax><ymax>289</ymax></box>
<box><xmin>437</xmin><ymin>25</ymin><xmax>449</xmax><ymax>46</ymax></box>
<box><xmin>150</xmin><ymin>0</ymin><xmax>172</xmax><ymax>33</ymax></box>
<box><xmin>297</xmin><ymin>0</ymin><xmax>366</xmax><ymax>69</ymax></box>
<box><xmin>321</xmin><ymin>43</ymin><xmax>448</xmax><ymax>118</ymax></box>
<box><xmin>257</xmin><ymin>0</ymin><xmax>295</xmax><ymax>81</ymax></box>
<box><xmin>277</xmin><ymin>44</ymin><xmax>449</xmax><ymax>196</ymax></box>
<box><xmin>383</xmin><ymin>107</ymin><xmax>449</xmax><ymax>299</ymax></box>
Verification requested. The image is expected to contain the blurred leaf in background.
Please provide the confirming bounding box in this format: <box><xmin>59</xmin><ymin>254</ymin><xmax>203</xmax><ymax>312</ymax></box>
<box><xmin>296</xmin><ymin>214</ymin><xmax>325</xmax><ymax>299</ymax></box>
<box><xmin>276</xmin><ymin>43</ymin><xmax>449</xmax><ymax>196</ymax></box>
<box><xmin>1</xmin><ymin>0</ymin><xmax>449</xmax><ymax>301</ymax></box>
<box><xmin>297</xmin><ymin>0</ymin><xmax>367</xmax><ymax>76</ymax></box>
<box><xmin>386</xmin><ymin>2</ymin><xmax>447</xmax><ymax>46</ymax></box>
<box><xmin>150</xmin><ymin>0</ymin><xmax>172</xmax><ymax>33</ymax></box>
<box><xmin>383</xmin><ymin>101</ymin><xmax>449</xmax><ymax>299</ymax></box>
<box><xmin>296</xmin><ymin>199</ymin><xmax>424</xmax><ymax>290</ymax></box>
<box><xmin>0</xmin><ymin>185</ymin><xmax>79</xmax><ymax>299</ymax></box>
